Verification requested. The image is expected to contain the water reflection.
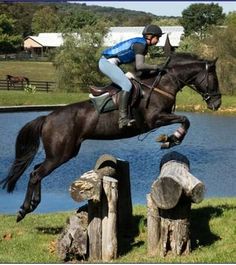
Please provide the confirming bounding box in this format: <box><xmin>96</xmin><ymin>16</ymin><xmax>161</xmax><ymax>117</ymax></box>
<box><xmin>0</xmin><ymin>111</ymin><xmax>236</xmax><ymax>213</ymax></box>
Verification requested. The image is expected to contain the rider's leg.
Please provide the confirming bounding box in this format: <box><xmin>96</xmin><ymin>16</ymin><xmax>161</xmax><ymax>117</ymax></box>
<box><xmin>99</xmin><ymin>57</ymin><xmax>135</xmax><ymax>129</ymax></box>
<box><xmin>118</xmin><ymin>90</ymin><xmax>136</xmax><ymax>128</ymax></box>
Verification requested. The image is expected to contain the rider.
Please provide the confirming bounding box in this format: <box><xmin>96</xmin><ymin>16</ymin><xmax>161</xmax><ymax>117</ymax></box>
<box><xmin>99</xmin><ymin>24</ymin><xmax>164</xmax><ymax>129</ymax></box>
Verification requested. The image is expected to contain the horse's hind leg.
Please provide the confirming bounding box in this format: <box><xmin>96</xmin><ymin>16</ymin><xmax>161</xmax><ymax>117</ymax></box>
<box><xmin>17</xmin><ymin>158</ymin><xmax>69</xmax><ymax>222</ymax></box>
<box><xmin>17</xmin><ymin>138</ymin><xmax>82</xmax><ymax>222</ymax></box>
<box><xmin>17</xmin><ymin>174</ymin><xmax>41</xmax><ymax>222</ymax></box>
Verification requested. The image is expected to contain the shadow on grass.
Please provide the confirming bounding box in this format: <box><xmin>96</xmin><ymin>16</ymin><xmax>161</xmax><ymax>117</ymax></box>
<box><xmin>36</xmin><ymin>226</ymin><xmax>64</xmax><ymax>235</ymax></box>
<box><xmin>118</xmin><ymin>214</ymin><xmax>145</xmax><ymax>256</ymax></box>
<box><xmin>190</xmin><ymin>204</ymin><xmax>236</xmax><ymax>249</ymax></box>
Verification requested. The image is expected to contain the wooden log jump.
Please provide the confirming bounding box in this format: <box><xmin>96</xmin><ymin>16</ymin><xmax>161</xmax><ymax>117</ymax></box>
<box><xmin>147</xmin><ymin>151</ymin><xmax>205</xmax><ymax>257</ymax></box>
<box><xmin>57</xmin><ymin>154</ymin><xmax>133</xmax><ymax>262</ymax></box>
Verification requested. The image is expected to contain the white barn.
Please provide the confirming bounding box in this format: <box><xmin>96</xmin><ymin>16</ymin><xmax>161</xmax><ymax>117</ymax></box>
<box><xmin>104</xmin><ymin>26</ymin><xmax>184</xmax><ymax>48</ymax></box>
<box><xmin>24</xmin><ymin>26</ymin><xmax>184</xmax><ymax>56</ymax></box>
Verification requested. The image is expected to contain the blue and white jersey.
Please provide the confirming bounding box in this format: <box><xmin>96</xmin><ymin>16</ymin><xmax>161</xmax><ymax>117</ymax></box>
<box><xmin>102</xmin><ymin>37</ymin><xmax>147</xmax><ymax>64</ymax></box>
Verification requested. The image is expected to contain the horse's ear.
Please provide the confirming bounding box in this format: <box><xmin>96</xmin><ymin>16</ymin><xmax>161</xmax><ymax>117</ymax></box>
<box><xmin>213</xmin><ymin>57</ymin><xmax>218</xmax><ymax>64</ymax></box>
<box><xmin>208</xmin><ymin>57</ymin><xmax>218</xmax><ymax>70</ymax></box>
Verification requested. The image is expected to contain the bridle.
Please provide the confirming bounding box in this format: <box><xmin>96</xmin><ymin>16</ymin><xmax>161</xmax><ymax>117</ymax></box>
<box><xmin>172</xmin><ymin>62</ymin><xmax>221</xmax><ymax>102</ymax></box>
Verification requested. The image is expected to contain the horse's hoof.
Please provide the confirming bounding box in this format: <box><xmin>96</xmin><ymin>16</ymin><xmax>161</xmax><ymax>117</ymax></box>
<box><xmin>160</xmin><ymin>142</ymin><xmax>170</xmax><ymax>149</ymax></box>
<box><xmin>16</xmin><ymin>211</ymin><xmax>25</xmax><ymax>223</ymax></box>
<box><xmin>156</xmin><ymin>134</ymin><xmax>168</xmax><ymax>143</ymax></box>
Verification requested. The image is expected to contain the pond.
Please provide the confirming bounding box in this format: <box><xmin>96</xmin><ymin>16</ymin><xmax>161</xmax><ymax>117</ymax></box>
<box><xmin>0</xmin><ymin>111</ymin><xmax>236</xmax><ymax>214</ymax></box>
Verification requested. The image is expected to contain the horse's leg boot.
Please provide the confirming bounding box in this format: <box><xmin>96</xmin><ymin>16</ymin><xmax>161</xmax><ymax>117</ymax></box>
<box><xmin>118</xmin><ymin>91</ymin><xmax>135</xmax><ymax>129</ymax></box>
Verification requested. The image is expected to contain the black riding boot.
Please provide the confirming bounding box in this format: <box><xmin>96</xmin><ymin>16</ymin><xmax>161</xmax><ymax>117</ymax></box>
<box><xmin>119</xmin><ymin>91</ymin><xmax>135</xmax><ymax>129</ymax></box>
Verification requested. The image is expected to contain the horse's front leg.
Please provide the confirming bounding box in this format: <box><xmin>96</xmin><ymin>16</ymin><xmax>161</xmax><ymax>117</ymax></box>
<box><xmin>149</xmin><ymin>112</ymin><xmax>190</xmax><ymax>149</ymax></box>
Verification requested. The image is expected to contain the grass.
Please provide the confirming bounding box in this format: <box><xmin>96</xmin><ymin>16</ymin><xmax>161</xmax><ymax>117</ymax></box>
<box><xmin>0</xmin><ymin>198</ymin><xmax>236</xmax><ymax>263</ymax></box>
<box><xmin>0</xmin><ymin>90</ymin><xmax>88</xmax><ymax>106</ymax></box>
<box><xmin>0</xmin><ymin>61</ymin><xmax>56</xmax><ymax>81</ymax></box>
<box><xmin>176</xmin><ymin>88</ymin><xmax>236</xmax><ymax>114</ymax></box>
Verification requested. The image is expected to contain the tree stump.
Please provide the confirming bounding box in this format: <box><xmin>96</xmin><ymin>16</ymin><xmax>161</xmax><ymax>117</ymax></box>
<box><xmin>57</xmin><ymin>154</ymin><xmax>133</xmax><ymax>262</ymax></box>
<box><xmin>147</xmin><ymin>151</ymin><xmax>205</xmax><ymax>257</ymax></box>
<box><xmin>57</xmin><ymin>205</ymin><xmax>88</xmax><ymax>261</ymax></box>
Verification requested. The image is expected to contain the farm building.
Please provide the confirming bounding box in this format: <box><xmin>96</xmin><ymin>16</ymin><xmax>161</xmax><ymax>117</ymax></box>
<box><xmin>24</xmin><ymin>33</ymin><xmax>64</xmax><ymax>56</ymax></box>
<box><xmin>24</xmin><ymin>26</ymin><xmax>184</xmax><ymax>56</ymax></box>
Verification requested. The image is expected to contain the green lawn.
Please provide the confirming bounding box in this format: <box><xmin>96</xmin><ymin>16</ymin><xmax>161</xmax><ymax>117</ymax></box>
<box><xmin>0</xmin><ymin>90</ymin><xmax>88</xmax><ymax>106</ymax></box>
<box><xmin>0</xmin><ymin>198</ymin><xmax>236</xmax><ymax>263</ymax></box>
<box><xmin>0</xmin><ymin>61</ymin><xmax>56</xmax><ymax>81</ymax></box>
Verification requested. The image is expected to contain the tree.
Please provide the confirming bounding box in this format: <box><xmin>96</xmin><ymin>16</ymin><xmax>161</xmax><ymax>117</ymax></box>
<box><xmin>180</xmin><ymin>3</ymin><xmax>225</xmax><ymax>39</ymax></box>
<box><xmin>0</xmin><ymin>3</ymin><xmax>37</xmax><ymax>37</ymax></box>
<box><xmin>0</xmin><ymin>14</ymin><xmax>22</xmax><ymax>53</ymax></box>
<box><xmin>202</xmin><ymin>25</ymin><xmax>236</xmax><ymax>95</ymax></box>
<box><xmin>224</xmin><ymin>11</ymin><xmax>236</xmax><ymax>26</ymax></box>
<box><xmin>59</xmin><ymin>10</ymin><xmax>98</xmax><ymax>32</ymax></box>
<box><xmin>153</xmin><ymin>17</ymin><xmax>180</xmax><ymax>26</ymax></box>
<box><xmin>32</xmin><ymin>6</ymin><xmax>60</xmax><ymax>34</ymax></box>
<box><xmin>53</xmin><ymin>21</ymin><xmax>109</xmax><ymax>92</ymax></box>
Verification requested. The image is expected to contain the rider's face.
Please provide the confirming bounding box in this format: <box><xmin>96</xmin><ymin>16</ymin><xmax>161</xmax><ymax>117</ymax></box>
<box><xmin>150</xmin><ymin>36</ymin><xmax>159</xmax><ymax>45</ymax></box>
<box><xmin>146</xmin><ymin>35</ymin><xmax>159</xmax><ymax>46</ymax></box>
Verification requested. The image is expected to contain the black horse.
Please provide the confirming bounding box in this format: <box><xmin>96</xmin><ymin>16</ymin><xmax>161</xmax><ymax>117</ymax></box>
<box><xmin>6</xmin><ymin>74</ymin><xmax>30</xmax><ymax>88</ymax></box>
<box><xmin>0</xmin><ymin>53</ymin><xmax>221</xmax><ymax>222</ymax></box>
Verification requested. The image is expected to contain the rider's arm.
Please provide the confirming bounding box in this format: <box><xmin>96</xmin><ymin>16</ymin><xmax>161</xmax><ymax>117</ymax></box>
<box><xmin>133</xmin><ymin>43</ymin><xmax>159</xmax><ymax>71</ymax></box>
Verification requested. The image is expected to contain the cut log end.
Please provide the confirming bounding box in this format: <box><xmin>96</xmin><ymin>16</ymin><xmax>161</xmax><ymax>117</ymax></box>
<box><xmin>151</xmin><ymin>177</ymin><xmax>182</xmax><ymax>209</ymax></box>
<box><xmin>94</xmin><ymin>154</ymin><xmax>117</xmax><ymax>171</ymax></box>
<box><xmin>191</xmin><ymin>182</ymin><xmax>205</xmax><ymax>203</ymax></box>
<box><xmin>69</xmin><ymin>171</ymin><xmax>102</xmax><ymax>203</ymax></box>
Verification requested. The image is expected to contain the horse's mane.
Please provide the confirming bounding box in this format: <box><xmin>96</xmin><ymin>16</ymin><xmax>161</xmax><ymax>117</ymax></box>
<box><xmin>138</xmin><ymin>52</ymin><xmax>206</xmax><ymax>81</ymax></box>
<box><xmin>168</xmin><ymin>52</ymin><xmax>205</xmax><ymax>66</ymax></box>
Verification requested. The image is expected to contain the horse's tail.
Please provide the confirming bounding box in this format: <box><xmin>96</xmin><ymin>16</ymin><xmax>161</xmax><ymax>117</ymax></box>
<box><xmin>0</xmin><ymin>115</ymin><xmax>46</xmax><ymax>193</ymax></box>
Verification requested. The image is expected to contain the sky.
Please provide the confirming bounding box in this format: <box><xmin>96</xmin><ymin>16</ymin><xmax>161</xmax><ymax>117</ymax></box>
<box><xmin>73</xmin><ymin>1</ymin><xmax>236</xmax><ymax>17</ymax></box>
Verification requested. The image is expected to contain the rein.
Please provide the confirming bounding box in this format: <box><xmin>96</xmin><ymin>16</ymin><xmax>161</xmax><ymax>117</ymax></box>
<box><xmin>134</xmin><ymin>79</ymin><xmax>175</xmax><ymax>101</ymax></box>
<box><xmin>145</xmin><ymin>57</ymin><xmax>171</xmax><ymax>107</ymax></box>
<box><xmin>141</xmin><ymin>82</ymin><xmax>175</xmax><ymax>100</ymax></box>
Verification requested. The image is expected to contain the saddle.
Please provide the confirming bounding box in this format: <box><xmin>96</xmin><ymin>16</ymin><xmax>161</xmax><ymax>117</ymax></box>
<box><xmin>89</xmin><ymin>78</ymin><xmax>143</xmax><ymax>113</ymax></box>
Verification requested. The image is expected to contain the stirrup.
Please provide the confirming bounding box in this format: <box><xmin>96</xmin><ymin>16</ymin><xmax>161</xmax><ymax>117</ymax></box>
<box><xmin>119</xmin><ymin>118</ymin><xmax>135</xmax><ymax>129</ymax></box>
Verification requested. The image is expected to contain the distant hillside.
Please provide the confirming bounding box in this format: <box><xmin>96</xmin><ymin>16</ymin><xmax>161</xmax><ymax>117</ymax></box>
<box><xmin>59</xmin><ymin>2</ymin><xmax>158</xmax><ymax>26</ymax></box>
<box><xmin>76</xmin><ymin>3</ymin><xmax>157</xmax><ymax>18</ymax></box>
<box><xmin>0</xmin><ymin>1</ymin><xmax>180</xmax><ymax>36</ymax></box>
<box><xmin>1</xmin><ymin>0</ymin><xmax>67</xmax><ymax>2</ymax></box>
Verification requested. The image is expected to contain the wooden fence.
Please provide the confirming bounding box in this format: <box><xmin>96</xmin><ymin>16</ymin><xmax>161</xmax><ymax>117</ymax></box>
<box><xmin>0</xmin><ymin>79</ymin><xmax>56</xmax><ymax>92</ymax></box>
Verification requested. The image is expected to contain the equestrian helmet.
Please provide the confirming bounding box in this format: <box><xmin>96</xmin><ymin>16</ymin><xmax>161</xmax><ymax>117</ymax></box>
<box><xmin>142</xmin><ymin>24</ymin><xmax>163</xmax><ymax>37</ymax></box>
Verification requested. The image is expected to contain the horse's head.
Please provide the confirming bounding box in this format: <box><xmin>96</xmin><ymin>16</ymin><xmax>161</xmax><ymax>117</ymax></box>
<box><xmin>194</xmin><ymin>58</ymin><xmax>221</xmax><ymax>111</ymax></box>
<box><xmin>168</xmin><ymin>53</ymin><xmax>222</xmax><ymax>111</ymax></box>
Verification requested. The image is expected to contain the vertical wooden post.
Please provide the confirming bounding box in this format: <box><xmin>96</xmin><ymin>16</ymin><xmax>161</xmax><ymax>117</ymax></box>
<box><xmin>102</xmin><ymin>176</ymin><xmax>118</xmax><ymax>261</ymax></box>
<box><xmin>116</xmin><ymin>159</ymin><xmax>133</xmax><ymax>230</ymax></box>
<box><xmin>88</xmin><ymin>200</ymin><xmax>102</xmax><ymax>261</ymax></box>
<box><xmin>94</xmin><ymin>154</ymin><xmax>133</xmax><ymax>231</ymax></box>
<box><xmin>46</xmin><ymin>82</ymin><xmax>49</xmax><ymax>92</ymax></box>
<box><xmin>147</xmin><ymin>194</ymin><xmax>160</xmax><ymax>256</ymax></box>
